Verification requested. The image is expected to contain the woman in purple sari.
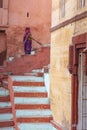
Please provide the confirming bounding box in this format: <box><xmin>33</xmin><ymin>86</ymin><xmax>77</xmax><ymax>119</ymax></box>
<box><xmin>23</xmin><ymin>27</ymin><xmax>32</xmax><ymax>54</ymax></box>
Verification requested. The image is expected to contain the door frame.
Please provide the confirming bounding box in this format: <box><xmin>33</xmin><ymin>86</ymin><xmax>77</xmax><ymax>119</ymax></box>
<box><xmin>68</xmin><ymin>33</ymin><xmax>87</xmax><ymax>130</ymax></box>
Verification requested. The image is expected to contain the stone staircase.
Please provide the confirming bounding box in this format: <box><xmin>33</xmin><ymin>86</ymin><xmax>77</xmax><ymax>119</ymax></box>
<box><xmin>2</xmin><ymin>46</ymin><xmax>50</xmax><ymax>75</ymax></box>
<box><xmin>8</xmin><ymin>70</ymin><xmax>54</xmax><ymax>130</ymax></box>
<box><xmin>0</xmin><ymin>87</ymin><xmax>15</xmax><ymax>130</ymax></box>
<box><xmin>0</xmin><ymin>44</ymin><xmax>58</xmax><ymax>130</ymax></box>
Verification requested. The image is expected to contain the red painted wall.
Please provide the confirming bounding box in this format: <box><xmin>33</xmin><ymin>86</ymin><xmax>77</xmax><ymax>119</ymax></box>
<box><xmin>5</xmin><ymin>0</ymin><xmax>52</xmax><ymax>57</ymax></box>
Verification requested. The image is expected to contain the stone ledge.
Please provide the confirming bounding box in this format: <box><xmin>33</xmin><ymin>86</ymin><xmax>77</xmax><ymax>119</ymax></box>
<box><xmin>51</xmin><ymin>11</ymin><xmax>87</xmax><ymax>32</ymax></box>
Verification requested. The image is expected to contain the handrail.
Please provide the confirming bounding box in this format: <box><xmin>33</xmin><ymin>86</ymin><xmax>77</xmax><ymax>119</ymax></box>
<box><xmin>31</xmin><ymin>43</ymin><xmax>50</xmax><ymax>52</ymax></box>
<box><xmin>31</xmin><ymin>37</ymin><xmax>43</xmax><ymax>46</ymax></box>
<box><xmin>23</xmin><ymin>33</ymin><xmax>43</xmax><ymax>46</ymax></box>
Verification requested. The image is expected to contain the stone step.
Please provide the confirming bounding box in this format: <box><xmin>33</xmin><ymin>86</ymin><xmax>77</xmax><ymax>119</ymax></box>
<box><xmin>13</xmin><ymin>86</ymin><xmax>46</xmax><ymax>93</ymax></box>
<box><xmin>18</xmin><ymin>123</ymin><xmax>53</xmax><ymax>130</ymax></box>
<box><xmin>24</xmin><ymin>72</ymin><xmax>44</xmax><ymax>77</ymax></box>
<box><xmin>17</xmin><ymin>116</ymin><xmax>53</xmax><ymax>123</ymax></box>
<box><xmin>3</xmin><ymin>47</ymin><xmax>50</xmax><ymax>75</ymax></box>
<box><xmin>0</xmin><ymin>121</ymin><xmax>14</xmax><ymax>128</ymax></box>
<box><xmin>11</xmin><ymin>76</ymin><xmax>44</xmax><ymax>82</ymax></box>
<box><xmin>14</xmin><ymin>92</ymin><xmax>47</xmax><ymax>97</ymax></box>
<box><xmin>0</xmin><ymin>126</ymin><xmax>15</xmax><ymax>130</ymax></box>
<box><xmin>13</xmin><ymin>81</ymin><xmax>44</xmax><ymax>86</ymax></box>
<box><xmin>0</xmin><ymin>113</ymin><xmax>13</xmax><ymax>121</ymax></box>
<box><xmin>12</xmin><ymin>76</ymin><xmax>45</xmax><ymax>86</ymax></box>
<box><xmin>15</xmin><ymin>104</ymin><xmax>50</xmax><ymax>110</ymax></box>
<box><xmin>16</xmin><ymin>109</ymin><xmax>52</xmax><ymax>117</ymax></box>
<box><xmin>32</xmin><ymin>69</ymin><xmax>44</xmax><ymax>73</ymax></box>
<box><xmin>0</xmin><ymin>87</ymin><xmax>14</xmax><ymax>129</ymax></box>
<box><xmin>0</xmin><ymin>95</ymin><xmax>10</xmax><ymax>102</ymax></box>
<box><xmin>0</xmin><ymin>102</ymin><xmax>11</xmax><ymax>108</ymax></box>
<box><xmin>0</xmin><ymin>107</ymin><xmax>12</xmax><ymax>114</ymax></box>
<box><xmin>14</xmin><ymin>97</ymin><xmax>50</xmax><ymax>104</ymax></box>
<box><xmin>0</xmin><ymin>88</ymin><xmax>9</xmax><ymax>96</ymax></box>
<box><xmin>9</xmin><ymin>73</ymin><xmax>52</xmax><ymax>130</ymax></box>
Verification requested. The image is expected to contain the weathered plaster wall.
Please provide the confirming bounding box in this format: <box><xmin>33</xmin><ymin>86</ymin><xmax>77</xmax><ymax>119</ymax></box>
<box><xmin>50</xmin><ymin>25</ymin><xmax>73</xmax><ymax>130</ymax></box>
<box><xmin>0</xmin><ymin>0</ymin><xmax>52</xmax><ymax>57</ymax></box>
<box><xmin>51</xmin><ymin>0</ymin><xmax>87</xmax><ymax>27</ymax></box>
<box><xmin>74</xmin><ymin>17</ymin><xmax>87</xmax><ymax>36</ymax></box>
<box><xmin>50</xmin><ymin>0</ymin><xmax>87</xmax><ymax>129</ymax></box>
<box><xmin>51</xmin><ymin>0</ymin><xmax>59</xmax><ymax>27</ymax></box>
<box><xmin>0</xmin><ymin>0</ymin><xmax>9</xmax><ymax>25</ymax></box>
<box><xmin>6</xmin><ymin>26</ymin><xmax>25</xmax><ymax>57</ymax></box>
<box><xmin>8</xmin><ymin>0</ymin><xmax>51</xmax><ymax>44</ymax></box>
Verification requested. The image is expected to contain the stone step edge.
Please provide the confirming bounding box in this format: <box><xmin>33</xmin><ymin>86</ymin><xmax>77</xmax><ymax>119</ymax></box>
<box><xmin>0</xmin><ymin>107</ymin><xmax>12</xmax><ymax>114</ymax></box>
<box><xmin>13</xmin><ymin>81</ymin><xmax>45</xmax><ymax>86</ymax></box>
<box><xmin>15</xmin><ymin>104</ymin><xmax>50</xmax><ymax>109</ymax></box>
<box><xmin>14</xmin><ymin>92</ymin><xmax>47</xmax><ymax>97</ymax></box>
<box><xmin>0</xmin><ymin>120</ymin><xmax>14</xmax><ymax>127</ymax></box>
<box><xmin>0</xmin><ymin>126</ymin><xmax>15</xmax><ymax>130</ymax></box>
<box><xmin>17</xmin><ymin>116</ymin><xmax>53</xmax><ymax>123</ymax></box>
<box><xmin>0</xmin><ymin>96</ymin><xmax>10</xmax><ymax>102</ymax></box>
<box><xmin>24</xmin><ymin>72</ymin><xmax>44</xmax><ymax>77</ymax></box>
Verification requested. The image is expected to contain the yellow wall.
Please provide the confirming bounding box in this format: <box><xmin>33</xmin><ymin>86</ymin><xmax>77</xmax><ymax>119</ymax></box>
<box><xmin>50</xmin><ymin>0</ymin><xmax>87</xmax><ymax>129</ymax></box>
<box><xmin>50</xmin><ymin>25</ymin><xmax>73</xmax><ymax>130</ymax></box>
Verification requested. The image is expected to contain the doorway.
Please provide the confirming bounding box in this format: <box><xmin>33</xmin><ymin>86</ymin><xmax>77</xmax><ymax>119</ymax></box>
<box><xmin>77</xmin><ymin>52</ymin><xmax>87</xmax><ymax>130</ymax></box>
<box><xmin>69</xmin><ymin>33</ymin><xmax>87</xmax><ymax>130</ymax></box>
<box><xmin>0</xmin><ymin>31</ymin><xmax>7</xmax><ymax>66</ymax></box>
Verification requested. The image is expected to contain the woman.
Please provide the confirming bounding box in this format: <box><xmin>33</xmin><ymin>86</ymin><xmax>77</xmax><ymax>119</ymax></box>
<box><xmin>23</xmin><ymin>27</ymin><xmax>32</xmax><ymax>54</ymax></box>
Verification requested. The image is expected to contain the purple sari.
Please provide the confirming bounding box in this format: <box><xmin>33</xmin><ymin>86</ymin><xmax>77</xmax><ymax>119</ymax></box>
<box><xmin>23</xmin><ymin>28</ymin><xmax>32</xmax><ymax>54</ymax></box>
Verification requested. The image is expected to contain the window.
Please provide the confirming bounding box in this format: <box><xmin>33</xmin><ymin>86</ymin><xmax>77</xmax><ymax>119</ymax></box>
<box><xmin>0</xmin><ymin>0</ymin><xmax>3</xmax><ymax>8</ymax></box>
<box><xmin>79</xmin><ymin>0</ymin><xmax>85</xmax><ymax>8</ymax></box>
<box><xmin>60</xmin><ymin>0</ymin><xmax>65</xmax><ymax>18</ymax></box>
